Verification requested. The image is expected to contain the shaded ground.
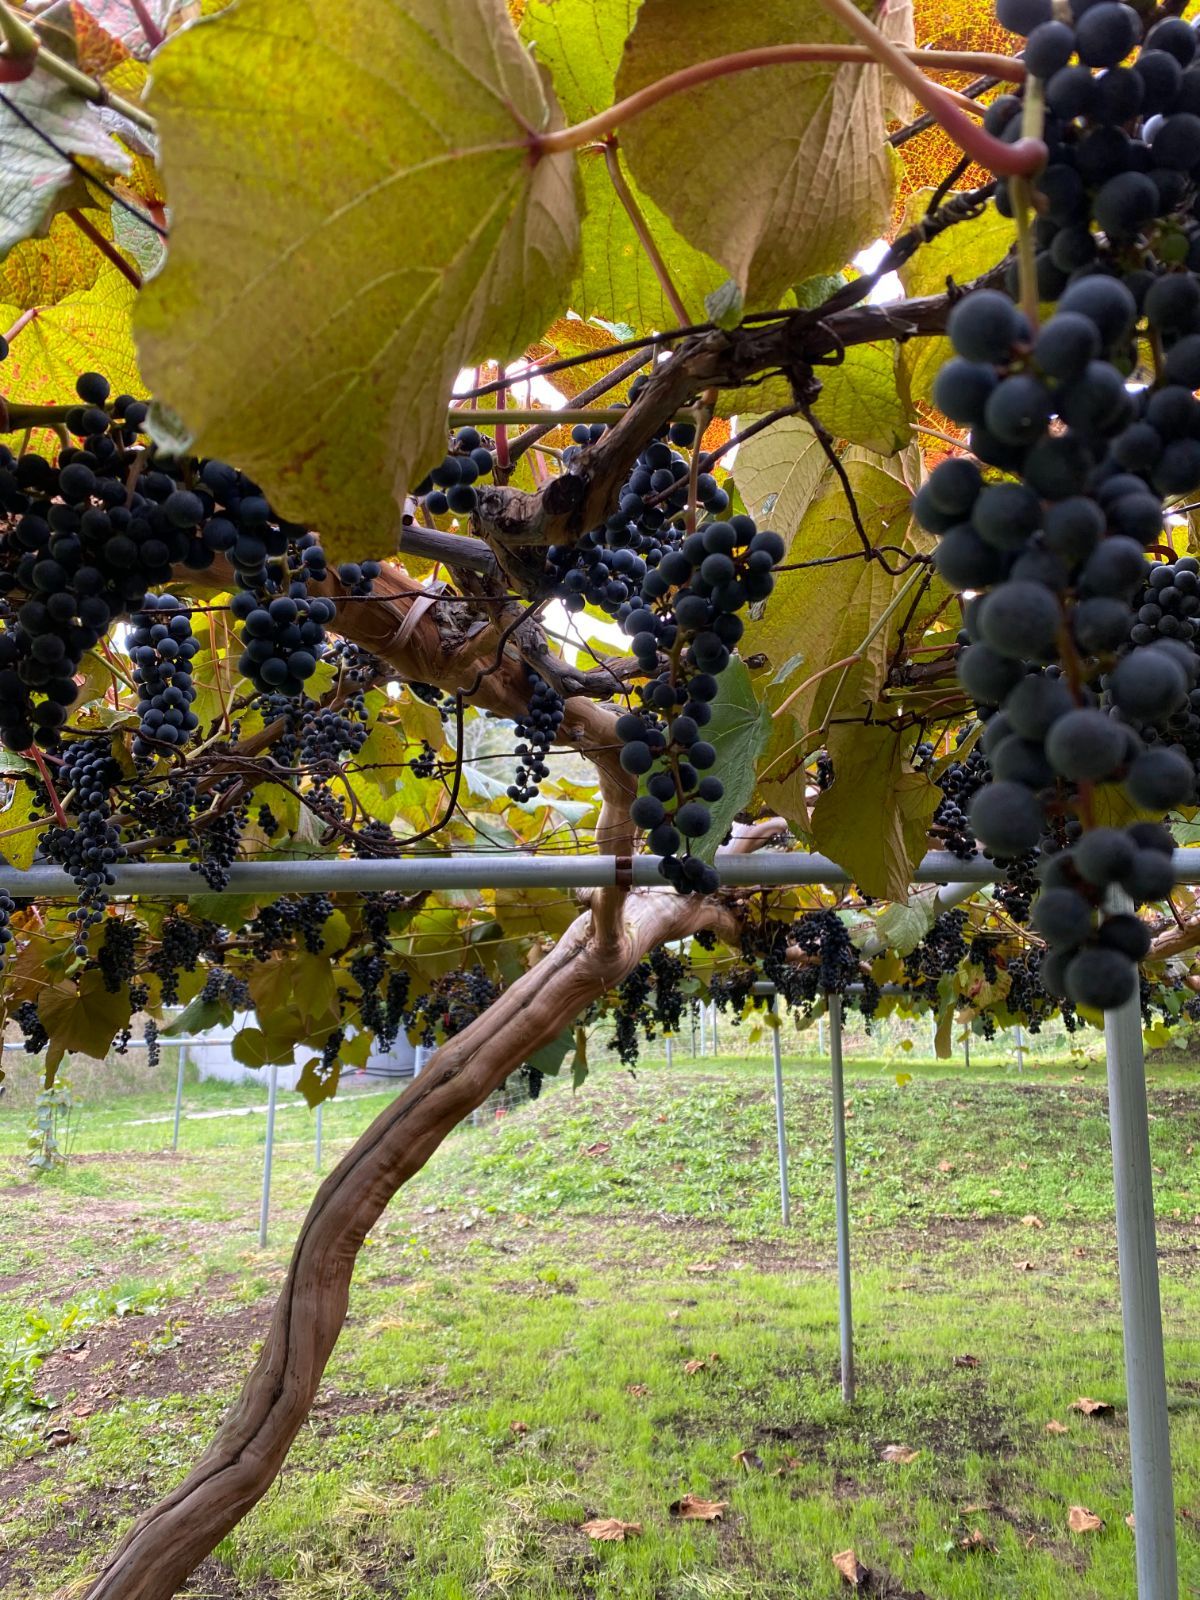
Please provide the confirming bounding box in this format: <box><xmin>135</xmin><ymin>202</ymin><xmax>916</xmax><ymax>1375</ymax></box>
<box><xmin>0</xmin><ymin>1054</ymin><xmax>1197</xmax><ymax>1598</ymax></box>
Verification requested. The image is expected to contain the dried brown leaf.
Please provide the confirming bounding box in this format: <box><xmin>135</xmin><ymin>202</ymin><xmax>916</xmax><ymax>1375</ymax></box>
<box><xmin>1014</xmin><ymin>1260</ymin><xmax>1035</xmax><ymax>1272</ymax></box>
<box><xmin>626</xmin><ymin>1383</ymin><xmax>648</xmax><ymax>1398</ymax></box>
<box><xmin>880</xmin><ymin>1444</ymin><xmax>919</xmax><ymax>1464</ymax></box>
<box><xmin>669</xmin><ymin>1494</ymin><xmax>728</xmax><ymax>1521</ymax></box>
<box><xmin>1021</xmin><ymin>1214</ymin><xmax>1045</xmax><ymax>1229</ymax></box>
<box><xmin>1068</xmin><ymin>1505</ymin><xmax>1104</xmax><ymax>1533</ymax></box>
<box><xmin>937</xmin><ymin>1159</ymin><xmax>954</xmax><ymax>1173</ymax></box>
<box><xmin>687</xmin><ymin>1261</ymin><xmax>720</xmax><ymax>1274</ymax></box>
<box><xmin>1044</xmin><ymin>1420</ymin><xmax>1069</xmax><ymax>1435</ymax></box>
<box><xmin>583</xmin><ymin>1141</ymin><xmax>611</xmax><ymax>1157</ymax></box>
<box><xmin>509</xmin><ymin>1419</ymin><xmax>529</xmax><ymax>1435</ymax></box>
<box><xmin>957</xmin><ymin>1528</ymin><xmax>995</xmax><ymax>1555</ymax></box>
<box><xmin>832</xmin><ymin>1548</ymin><xmax>869</xmax><ymax>1586</ymax></box>
<box><xmin>953</xmin><ymin>1354</ymin><xmax>981</xmax><ymax>1369</ymax></box>
<box><xmin>733</xmin><ymin>1447</ymin><xmax>764</xmax><ymax>1473</ymax></box>
<box><xmin>581</xmin><ymin>1517</ymin><xmax>642</xmax><ymax>1542</ymax></box>
<box><xmin>1070</xmin><ymin>1397</ymin><xmax>1115</xmax><ymax>1418</ymax></box>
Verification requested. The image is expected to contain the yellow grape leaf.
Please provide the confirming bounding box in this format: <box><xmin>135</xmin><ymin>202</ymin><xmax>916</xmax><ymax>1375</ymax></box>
<box><xmin>811</xmin><ymin>722</ymin><xmax>940</xmax><ymax>901</ymax></box>
<box><xmin>0</xmin><ymin>262</ymin><xmax>142</xmax><ymax>454</ymax></box>
<box><xmin>38</xmin><ymin>970</ymin><xmax>133</xmax><ymax>1059</ymax></box>
<box><xmin>138</xmin><ymin>0</ymin><xmax>580</xmax><ymax>562</ymax></box>
<box><xmin>0</xmin><ymin>205</ymin><xmax>115</xmax><ymax>309</ymax></box>
<box><xmin>617</xmin><ymin>0</ymin><xmax>910</xmax><ymax>307</ymax></box>
<box><xmin>0</xmin><ymin>780</ymin><xmax>41</xmax><ymax>871</ymax></box>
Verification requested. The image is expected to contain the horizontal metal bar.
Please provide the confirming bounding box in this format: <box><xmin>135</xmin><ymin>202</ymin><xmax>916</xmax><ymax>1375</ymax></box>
<box><xmin>0</xmin><ymin>849</ymin><xmax>1195</xmax><ymax>898</ymax></box>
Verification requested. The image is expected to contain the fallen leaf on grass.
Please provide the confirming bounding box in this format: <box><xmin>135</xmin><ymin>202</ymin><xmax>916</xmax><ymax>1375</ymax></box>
<box><xmin>1013</xmin><ymin>1260</ymin><xmax>1034</xmax><ymax>1272</ymax></box>
<box><xmin>832</xmin><ymin>1548</ymin><xmax>869</xmax><ymax>1586</ymax></box>
<box><xmin>960</xmin><ymin>1502</ymin><xmax>993</xmax><ymax>1515</ymax></box>
<box><xmin>683</xmin><ymin>1353</ymin><xmax>721</xmax><ymax>1375</ymax></box>
<box><xmin>733</xmin><ymin>1447</ymin><xmax>764</xmax><ymax>1473</ymax></box>
<box><xmin>687</xmin><ymin>1261</ymin><xmax>720</xmax><ymax>1274</ymax></box>
<box><xmin>880</xmin><ymin>1444</ymin><xmax>919</xmax><ymax>1464</ymax></box>
<box><xmin>953</xmin><ymin>1354</ymin><xmax>981</xmax><ymax>1369</ymax></box>
<box><xmin>581</xmin><ymin>1517</ymin><xmax>641</xmax><ymax>1541</ymax></box>
<box><xmin>583</xmin><ymin>1141</ymin><xmax>611</xmax><ymax>1157</ymax></box>
<box><xmin>1068</xmin><ymin>1505</ymin><xmax>1104</xmax><ymax>1533</ymax></box>
<box><xmin>421</xmin><ymin>1424</ymin><xmax>440</xmax><ymax>1440</ymax></box>
<box><xmin>509</xmin><ymin>1420</ymin><xmax>529</xmax><ymax>1435</ymax></box>
<box><xmin>1045</xmin><ymin>1420</ymin><xmax>1069</xmax><ymax>1435</ymax></box>
<box><xmin>772</xmin><ymin>1455</ymin><xmax>803</xmax><ymax>1476</ymax></box>
<box><xmin>1021</xmin><ymin>1214</ymin><xmax>1044</xmax><ymax>1229</ymax></box>
<box><xmin>1070</xmin><ymin>1397</ymin><xmax>1115</xmax><ymax>1418</ymax></box>
<box><xmin>669</xmin><ymin>1494</ymin><xmax>728</xmax><ymax>1521</ymax></box>
<box><xmin>626</xmin><ymin>1383</ymin><xmax>648</xmax><ymax>1398</ymax></box>
<box><xmin>937</xmin><ymin>1159</ymin><xmax>954</xmax><ymax>1172</ymax></box>
<box><xmin>1126</xmin><ymin>1512</ymin><xmax>1136</xmax><ymax>1531</ymax></box>
<box><xmin>956</xmin><ymin>1528</ymin><xmax>995</xmax><ymax>1555</ymax></box>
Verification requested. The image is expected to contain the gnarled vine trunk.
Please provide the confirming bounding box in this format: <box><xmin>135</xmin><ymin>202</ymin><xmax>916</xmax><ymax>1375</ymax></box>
<box><xmin>83</xmin><ymin>890</ymin><xmax>735</xmax><ymax>1600</ymax></box>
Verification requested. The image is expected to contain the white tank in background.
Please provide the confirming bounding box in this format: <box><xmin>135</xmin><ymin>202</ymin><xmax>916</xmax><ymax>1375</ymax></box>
<box><xmin>181</xmin><ymin>1018</ymin><xmax>425</xmax><ymax>1089</ymax></box>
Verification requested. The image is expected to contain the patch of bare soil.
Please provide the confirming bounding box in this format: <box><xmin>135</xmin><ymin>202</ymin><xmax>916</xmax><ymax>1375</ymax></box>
<box><xmin>33</xmin><ymin>1297</ymin><xmax>271</xmax><ymax>1413</ymax></box>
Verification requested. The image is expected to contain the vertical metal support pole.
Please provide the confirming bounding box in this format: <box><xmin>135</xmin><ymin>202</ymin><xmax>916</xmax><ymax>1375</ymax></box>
<box><xmin>413</xmin><ymin>1044</ymin><xmax>427</xmax><ymax>1077</ymax></box>
<box><xmin>818</xmin><ymin>1016</ymin><xmax>825</xmax><ymax>1057</ymax></box>
<box><xmin>171</xmin><ymin>1045</ymin><xmax>187</xmax><ymax>1152</ymax></box>
<box><xmin>258</xmin><ymin>1062</ymin><xmax>279</xmax><ymax>1248</ymax></box>
<box><xmin>771</xmin><ymin>996</ymin><xmax>790</xmax><ymax>1226</ymax></box>
<box><xmin>666</xmin><ymin>1035</ymin><xmax>674</xmax><ymax>1068</ymax></box>
<box><xmin>828</xmin><ymin>993</ymin><xmax>855</xmax><ymax>1405</ymax></box>
<box><xmin>709</xmin><ymin>1002</ymin><xmax>719</xmax><ymax>1056</ymax></box>
<box><xmin>691</xmin><ymin>1005</ymin><xmax>698</xmax><ymax>1057</ymax></box>
<box><xmin>699</xmin><ymin>1003</ymin><xmax>708</xmax><ymax>1057</ymax></box>
<box><xmin>963</xmin><ymin>1030</ymin><xmax>971</xmax><ymax>1070</ymax></box>
<box><xmin>315</xmin><ymin>1101</ymin><xmax>323</xmax><ymax>1171</ymax></box>
<box><xmin>930</xmin><ymin>1015</ymin><xmax>938</xmax><ymax>1056</ymax></box>
<box><xmin>1015</xmin><ymin>1022</ymin><xmax>1026</xmax><ymax>1074</ymax></box>
<box><xmin>1105</xmin><ymin>945</ymin><xmax>1178</xmax><ymax>1600</ymax></box>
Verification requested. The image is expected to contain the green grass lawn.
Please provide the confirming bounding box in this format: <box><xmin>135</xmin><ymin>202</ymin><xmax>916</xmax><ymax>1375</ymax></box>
<box><xmin>0</xmin><ymin>1047</ymin><xmax>1198</xmax><ymax>1598</ymax></box>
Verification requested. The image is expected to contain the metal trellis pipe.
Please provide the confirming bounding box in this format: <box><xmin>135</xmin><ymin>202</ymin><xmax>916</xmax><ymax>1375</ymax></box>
<box><xmin>258</xmin><ymin>1062</ymin><xmax>279</xmax><ymax>1249</ymax></box>
<box><xmin>827</xmin><ymin>992</ymin><xmax>855</xmax><ymax>1406</ymax></box>
<box><xmin>10</xmin><ymin>848</ymin><xmax>1200</xmax><ymax>897</ymax></box>
<box><xmin>1105</xmin><ymin>892</ymin><xmax>1178</xmax><ymax>1600</ymax></box>
<box><xmin>770</xmin><ymin>995</ymin><xmax>790</xmax><ymax>1226</ymax></box>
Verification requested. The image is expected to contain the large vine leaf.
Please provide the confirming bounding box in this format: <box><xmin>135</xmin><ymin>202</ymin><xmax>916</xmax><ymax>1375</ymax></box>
<box><xmin>897</xmin><ymin>190</ymin><xmax>1014</xmax><ymax>300</ymax></box>
<box><xmin>746</xmin><ymin>455</ymin><xmax>920</xmax><ymax>737</ymax></box>
<box><xmin>812</xmin><ymin>341</ymin><xmax>913</xmax><ymax>456</ymax></box>
<box><xmin>38</xmin><ymin>969</ymin><xmax>133</xmax><ymax>1060</ymax></box>
<box><xmin>137</xmin><ymin>0</ymin><xmax>581</xmax><ymax>561</ymax></box>
<box><xmin>691</xmin><ymin>658</ymin><xmax>771</xmax><ymax>863</ymax></box>
<box><xmin>520</xmin><ymin>0</ymin><xmax>726</xmax><ymax>327</ymax></box>
<box><xmin>0</xmin><ymin>75</ymin><xmax>131</xmax><ymax>261</ymax></box>
<box><xmin>810</xmin><ymin>722</ymin><xmax>939</xmax><ymax>900</ymax></box>
<box><xmin>734</xmin><ymin>414</ymin><xmax>829</xmax><ymax>545</ymax></box>
<box><xmin>615</xmin><ymin>0</ymin><xmax>908</xmax><ymax>308</ymax></box>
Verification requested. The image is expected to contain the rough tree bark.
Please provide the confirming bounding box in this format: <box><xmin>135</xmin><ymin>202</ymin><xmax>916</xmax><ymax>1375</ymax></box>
<box><xmin>83</xmin><ymin>890</ymin><xmax>737</xmax><ymax>1600</ymax></box>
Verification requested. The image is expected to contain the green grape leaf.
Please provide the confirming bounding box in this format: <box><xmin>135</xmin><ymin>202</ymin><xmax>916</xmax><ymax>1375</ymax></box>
<box><xmin>812</xmin><ymin>341</ymin><xmax>913</xmax><ymax>456</ymax></box>
<box><xmin>690</xmin><ymin>658</ymin><xmax>770</xmax><ymax>864</ymax></box>
<box><xmin>746</xmin><ymin>454</ymin><xmax>920</xmax><ymax>738</ymax></box>
<box><xmin>810</xmin><ymin>723</ymin><xmax>939</xmax><ymax>901</ymax></box>
<box><xmin>897</xmin><ymin>191</ymin><xmax>1014</xmax><ymax>300</ymax></box>
<box><xmin>162</xmin><ymin>992</ymin><xmax>228</xmax><ymax>1036</ymax></box>
<box><xmin>38</xmin><ymin>970</ymin><xmax>133</xmax><ymax>1060</ymax></box>
<box><xmin>0</xmin><ymin>76</ymin><xmax>131</xmax><ymax>261</ymax></box>
<box><xmin>137</xmin><ymin>0</ymin><xmax>581</xmax><ymax>561</ymax></box>
<box><xmin>297</xmin><ymin>1055</ymin><xmax>340</xmax><ymax>1108</ymax></box>
<box><xmin>734</xmin><ymin>413</ymin><xmax>829</xmax><ymax>544</ymax></box>
<box><xmin>616</xmin><ymin>0</ymin><xmax>908</xmax><ymax>307</ymax></box>
<box><xmin>520</xmin><ymin>0</ymin><xmax>726</xmax><ymax>327</ymax></box>
<box><xmin>232</xmin><ymin>1026</ymin><xmax>298</xmax><ymax>1069</ymax></box>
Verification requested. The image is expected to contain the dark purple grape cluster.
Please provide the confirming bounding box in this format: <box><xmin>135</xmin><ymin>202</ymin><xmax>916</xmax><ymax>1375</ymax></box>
<box><xmin>0</xmin><ymin>888</ymin><xmax>13</xmax><ymax>972</ymax></box>
<box><xmin>509</xmin><ymin>672</ymin><xmax>563</xmax><ymax>801</ymax></box>
<box><xmin>128</xmin><ymin>593</ymin><xmax>200</xmax><ymax>758</ymax></box>
<box><xmin>39</xmin><ymin>736</ymin><xmax>122</xmax><ymax>955</ymax></box>
<box><xmin>413</xmin><ymin>426</ymin><xmax>496</xmax><ymax>517</ymax></box>
<box><xmin>609</xmin><ymin>512</ymin><xmax>783</xmax><ymax>893</ymax></box>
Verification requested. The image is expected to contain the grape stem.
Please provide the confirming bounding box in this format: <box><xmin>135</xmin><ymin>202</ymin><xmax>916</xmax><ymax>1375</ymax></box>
<box><xmin>0</xmin><ymin>0</ymin><xmax>156</xmax><ymax>131</ymax></box>
<box><xmin>66</xmin><ymin>209</ymin><xmax>142</xmax><ymax>291</ymax></box>
<box><xmin>23</xmin><ymin>743</ymin><xmax>68</xmax><ymax>828</ymax></box>
<box><xmin>601</xmin><ymin>138</ymin><xmax>691</xmax><ymax>327</ymax></box>
<box><xmin>536</xmin><ymin>45</ymin><xmax>1030</xmax><ymax>167</ymax></box>
<box><xmin>1010</xmin><ymin>77</ymin><xmax>1046</xmax><ymax>332</ymax></box>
